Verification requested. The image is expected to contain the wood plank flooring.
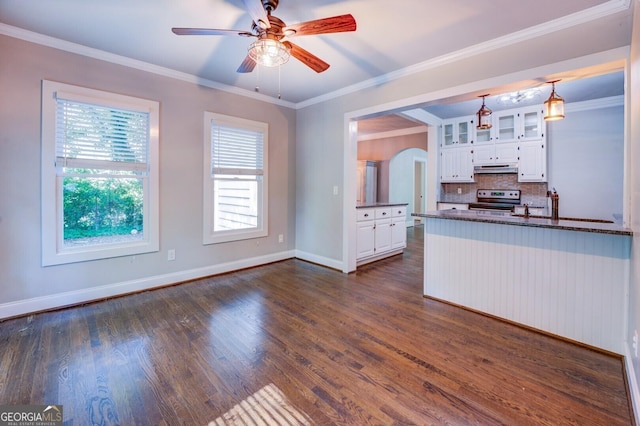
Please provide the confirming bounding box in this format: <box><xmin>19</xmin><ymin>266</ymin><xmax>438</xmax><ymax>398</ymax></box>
<box><xmin>0</xmin><ymin>225</ymin><xmax>634</xmax><ymax>425</ymax></box>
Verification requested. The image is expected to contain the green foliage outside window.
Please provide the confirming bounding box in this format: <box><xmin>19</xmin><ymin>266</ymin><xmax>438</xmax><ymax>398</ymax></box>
<box><xmin>63</xmin><ymin>174</ymin><xmax>143</xmax><ymax>241</ymax></box>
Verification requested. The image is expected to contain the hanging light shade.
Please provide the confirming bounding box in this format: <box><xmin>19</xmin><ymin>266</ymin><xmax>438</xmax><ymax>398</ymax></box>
<box><xmin>248</xmin><ymin>38</ymin><xmax>290</xmax><ymax>67</ymax></box>
<box><xmin>544</xmin><ymin>80</ymin><xmax>565</xmax><ymax>121</ymax></box>
<box><xmin>476</xmin><ymin>95</ymin><xmax>492</xmax><ymax>129</ymax></box>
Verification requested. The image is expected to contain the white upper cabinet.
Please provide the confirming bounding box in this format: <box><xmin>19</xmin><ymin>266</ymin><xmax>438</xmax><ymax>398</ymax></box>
<box><xmin>442</xmin><ymin>116</ymin><xmax>473</xmax><ymax>147</ymax></box>
<box><xmin>519</xmin><ymin>106</ymin><xmax>545</xmax><ymax>141</ymax></box>
<box><xmin>518</xmin><ymin>140</ymin><xmax>547</xmax><ymax>182</ymax></box>
<box><xmin>494</xmin><ymin>106</ymin><xmax>545</xmax><ymax>143</ymax></box>
<box><xmin>439</xmin><ymin>105</ymin><xmax>546</xmax><ymax>183</ymax></box>
<box><xmin>475</xmin><ymin>125</ymin><xmax>493</xmax><ymax>144</ymax></box>
<box><xmin>473</xmin><ymin>142</ymin><xmax>519</xmax><ymax>166</ymax></box>
<box><xmin>494</xmin><ymin>110</ymin><xmax>518</xmax><ymax>143</ymax></box>
<box><xmin>441</xmin><ymin>147</ymin><xmax>474</xmax><ymax>182</ymax></box>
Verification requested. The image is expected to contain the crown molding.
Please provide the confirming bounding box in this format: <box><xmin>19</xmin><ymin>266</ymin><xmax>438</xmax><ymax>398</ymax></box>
<box><xmin>296</xmin><ymin>0</ymin><xmax>632</xmax><ymax>109</ymax></box>
<box><xmin>565</xmin><ymin>95</ymin><xmax>624</xmax><ymax>112</ymax></box>
<box><xmin>0</xmin><ymin>23</ymin><xmax>296</xmax><ymax>109</ymax></box>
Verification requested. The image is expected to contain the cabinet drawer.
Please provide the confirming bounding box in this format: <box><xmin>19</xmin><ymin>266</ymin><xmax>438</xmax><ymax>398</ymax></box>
<box><xmin>356</xmin><ymin>208</ymin><xmax>375</xmax><ymax>221</ymax></box>
<box><xmin>437</xmin><ymin>202</ymin><xmax>468</xmax><ymax>211</ymax></box>
<box><xmin>375</xmin><ymin>208</ymin><xmax>392</xmax><ymax>219</ymax></box>
<box><xmin>392</xmin><ymin>206</ymin><xmax>406</xmax><ymax>217</ymax></box>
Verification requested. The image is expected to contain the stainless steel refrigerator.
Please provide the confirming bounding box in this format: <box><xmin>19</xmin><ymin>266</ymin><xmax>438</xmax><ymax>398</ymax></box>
<box><xmin>357</xmin><ymin>160</ymin><xmax>378</xmax><ymax>204</ymax></box>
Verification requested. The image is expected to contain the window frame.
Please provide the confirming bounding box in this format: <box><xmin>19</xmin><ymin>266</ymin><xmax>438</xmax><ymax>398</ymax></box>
<box><xmin>41</xmin><ymin>80</ymin><xmax>160</xmax><ymax>266</ymax></box>
<box><xmin>203</xmin><ymin>112</ymin><xmax>269</xmax><ymax>245</ymax></box>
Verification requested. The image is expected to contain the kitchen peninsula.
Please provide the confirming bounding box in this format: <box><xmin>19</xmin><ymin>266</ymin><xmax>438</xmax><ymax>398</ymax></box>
<box><xmin>412</xmin><ymin>209</ymin><xmax>632</xmax><ymax>354</ymax></box>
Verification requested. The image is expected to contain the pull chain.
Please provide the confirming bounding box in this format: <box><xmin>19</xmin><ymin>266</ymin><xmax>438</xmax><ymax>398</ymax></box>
<box><xmin>254</xmin><ymin>64</ymin><xmax>260</xmax><ymax>92</ymax></box>
<box><xmin>278</xmin><ymin>65</ymin><xmax>282</xmax><ymax>99</ymax></box>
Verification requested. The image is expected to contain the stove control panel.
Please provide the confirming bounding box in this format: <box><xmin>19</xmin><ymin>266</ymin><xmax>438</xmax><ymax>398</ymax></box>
<box><xmin>476</xmin><ymin>189</ymin><xmax>521</xmax><ymax>201</ymax></box>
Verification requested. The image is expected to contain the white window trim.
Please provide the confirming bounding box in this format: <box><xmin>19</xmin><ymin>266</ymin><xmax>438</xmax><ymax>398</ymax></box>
<box><xmin>203</xmin><ymin>112</ymin><xmax>269</xmax><ymax>245</ymax></box>
<box><xmin>41</xmin><ymin>80</ymin><xmax>160</xmax><ymax>266</ymax></box>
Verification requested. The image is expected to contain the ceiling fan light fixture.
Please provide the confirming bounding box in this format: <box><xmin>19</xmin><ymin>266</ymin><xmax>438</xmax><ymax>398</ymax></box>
<box><xmin>544</xmin><ymin>80</ymin><xmax>565</xmax><ymax>121</ymax></box>
<box><xmin>248</xmin><ymin>38</ymin><xmax>290</xmax><ymax>67</ymax></box>
<box><xmin>476</xmin><ymin>94</ymin><xmax>493</xmax><ymax>130</ymax></box>
<box><xmin>497</xmin><ymin>88</ymin><xmax>541</xmax><ymax>105</ymax></box>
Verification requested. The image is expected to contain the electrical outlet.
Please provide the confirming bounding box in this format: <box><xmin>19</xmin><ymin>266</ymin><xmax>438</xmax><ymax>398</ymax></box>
<box><xmin>278</xmin><ymin>234</ymin><xmax>284</xmax><ymax>243</ymax></box>
<box><xmin>633</xmin><ymin>330</ymin><xmax>638</xmax><ymax>357</ymax></box>
<box><xmin>167</xmin><ymin>249</ymin><xmax>175</xmax><ymax>261</ymax></box>
<box><xmin>457</xmin><ymin>187</ymin><xmax>462</xmax><ymax>194</ymax></box>
<box><xmin>333</xmin><ymin>185</ymin><xmax>339</xmax><ymax>196</ymax></box>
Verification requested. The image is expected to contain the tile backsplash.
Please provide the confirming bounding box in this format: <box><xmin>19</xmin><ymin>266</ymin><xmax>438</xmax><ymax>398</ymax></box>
<box><xmin>441</xmin><ymin>174</ymin><xmax>549</xmax><ymax>207</ymax></box>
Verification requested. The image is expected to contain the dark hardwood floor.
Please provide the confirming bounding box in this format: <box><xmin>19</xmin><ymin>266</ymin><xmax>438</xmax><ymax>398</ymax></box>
<box><xmin>0</xmin><ymin>225</ymin><xmax>634</xmax><ymax>425</ymax></box>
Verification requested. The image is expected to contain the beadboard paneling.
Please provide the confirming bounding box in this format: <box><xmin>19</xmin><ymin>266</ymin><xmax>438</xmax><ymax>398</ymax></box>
<box><xmin>424</xmin><ymin>218</ymin><xmax>631</xmax><ymax>353</ymax></box>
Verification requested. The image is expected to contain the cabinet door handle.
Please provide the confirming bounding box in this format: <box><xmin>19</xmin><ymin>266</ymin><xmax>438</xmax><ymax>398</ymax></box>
<box><xmin>364</xmin><ymin>213</ymin><xmax>369</xmax><ymax>217</ymax></box>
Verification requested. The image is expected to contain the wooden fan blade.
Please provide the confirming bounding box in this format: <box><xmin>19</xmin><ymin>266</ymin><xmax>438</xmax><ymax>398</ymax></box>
<box><xmin>242</xmin><ymin>0</ymin><xmax>271</xmax><ymax>30</ymax></box>
<box><xmin>283</xmin><ymin>41</ymin><xmax>329</xmax><ymax>73</ymax></box>
<box><xmin>172</xmin><ymin>28</ymin><xmax>254</xmax><ymax>37</ymax></box>
<box><xmin>237</xmin><ymin>55</ymin><xmax>257</xmax><ymax>73</ymax></box>
<box><xmin>282</xmin><ymin>14</ymin><xmax>356</xmax><ymax>37</ymax></box>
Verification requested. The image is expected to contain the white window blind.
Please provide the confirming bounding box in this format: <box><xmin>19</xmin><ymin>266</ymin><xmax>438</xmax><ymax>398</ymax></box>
<box><xmin>55</xmin><ymin>95</ymin><xmax>150</xmax><ymax>173</ymax></box>
<box><xmin>211</xmin><ymin>124</ymin><xmax>264</xmax><ymax>176</ymax></box>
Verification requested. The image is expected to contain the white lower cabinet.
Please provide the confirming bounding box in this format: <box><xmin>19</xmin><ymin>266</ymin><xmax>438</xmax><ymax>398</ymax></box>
<box><xmin>374</xmin><ymin>217</ymin><xmax>392</xmax><ymax>253</ymax></box>
<box><xmin>357</xmin><ymin>205</ymin><xmax>407</xmax><ymax>265</ymax></box>
<box><xmin>391</xmin><ymin>207</ymin><xmax>407</xmax><ymax>250</ymax></box>
<box><xmin>356</xmin><ymin>219</ymin><xmax>375</xmax><ymax>259</ymax></box>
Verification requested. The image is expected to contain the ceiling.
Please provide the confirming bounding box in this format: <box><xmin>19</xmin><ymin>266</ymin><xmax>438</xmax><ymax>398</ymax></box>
<box><xmin>0</xmin><ymin>0</ymin><xmax>632</xmax><ymax>108</ymax></box>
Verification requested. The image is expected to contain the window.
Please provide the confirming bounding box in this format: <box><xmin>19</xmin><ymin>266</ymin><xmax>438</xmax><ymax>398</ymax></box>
<box><xmin>203</xmin><ymin>112</ymin><xmax>268</xmax><ymax>244</ymax></box>
<box><xmin>41</xmin><ymin>80</ymin><xmax>159</xmax><ymax>266</ymax></box>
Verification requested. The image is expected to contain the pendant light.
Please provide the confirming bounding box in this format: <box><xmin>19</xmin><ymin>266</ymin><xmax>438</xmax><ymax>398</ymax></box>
<box><xmin>476</xmin><ymin>94</ymin><xmax>492</xmax><ymax>129</ymax></box>
<box><xmin>544</xmin><ymin>80</ymin><xmax>565</xmax><ymax>121</ymax></box>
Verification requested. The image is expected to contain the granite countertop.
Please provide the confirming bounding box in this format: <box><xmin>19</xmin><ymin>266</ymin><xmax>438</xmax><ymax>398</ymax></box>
<box><xmin>357</xmin><ymin>202</ymin><xmax>409</xmax><ymax>208</ymax></box>
<box><xmin>412</xmin><ymin>209</ymin><xmax>632</xmax><ymax>236</ymax></box>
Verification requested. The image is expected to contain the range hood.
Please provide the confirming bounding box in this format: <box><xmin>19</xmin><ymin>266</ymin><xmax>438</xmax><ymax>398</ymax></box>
<box><xmin>473</xmin><ymin>164</ymin><xmax>518</xmax><ymax>174</ymax></box>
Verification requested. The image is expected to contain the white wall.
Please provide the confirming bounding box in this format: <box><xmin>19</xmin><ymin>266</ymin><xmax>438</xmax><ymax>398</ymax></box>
<box><xmin>0</xmin><ymin>34</ymin><xmax>297</xmax><ymax>317</ymax></box>
<box><xmin>547</xmin><ymin>104</ymin><xmax>624</xmax><ymax>221</ymax></box>
<box><xmin>627</xmin><ymin>1</ymin><xmax>640</xmax><ymax>421</ymax></box>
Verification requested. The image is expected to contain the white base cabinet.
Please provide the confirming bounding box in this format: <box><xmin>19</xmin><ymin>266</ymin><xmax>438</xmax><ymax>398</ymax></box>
<box><xmin>357</xmin><ymin>205</ymin><xmax>407</xmax><ymax>265</ymax></box>
<box><xmin>391</xmin><ymin>207</ymin><xmax>408</xmax><ymax>250</ymax></box>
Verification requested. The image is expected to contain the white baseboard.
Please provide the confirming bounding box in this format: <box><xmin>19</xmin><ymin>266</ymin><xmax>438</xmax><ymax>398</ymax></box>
<box><xmin>625</xmin><ymin>345</ymin><xmax>640</xmax><ymax>424</ymax></box>
<box><xmin>0</xmin><ymin>250</ymin><xmax>296</xmax><ymax>320</ymax></box>
<box><xmin>294</xmin><ymin>250</ymin><xmax>344</xmax><ymax>271</ymax></box>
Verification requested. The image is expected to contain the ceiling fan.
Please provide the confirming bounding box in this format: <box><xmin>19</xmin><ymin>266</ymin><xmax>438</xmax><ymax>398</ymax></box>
<box><xmin>172</xmin><ymin>0</ymin><xmax>356</xmax><ymax>73</ymax></box>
